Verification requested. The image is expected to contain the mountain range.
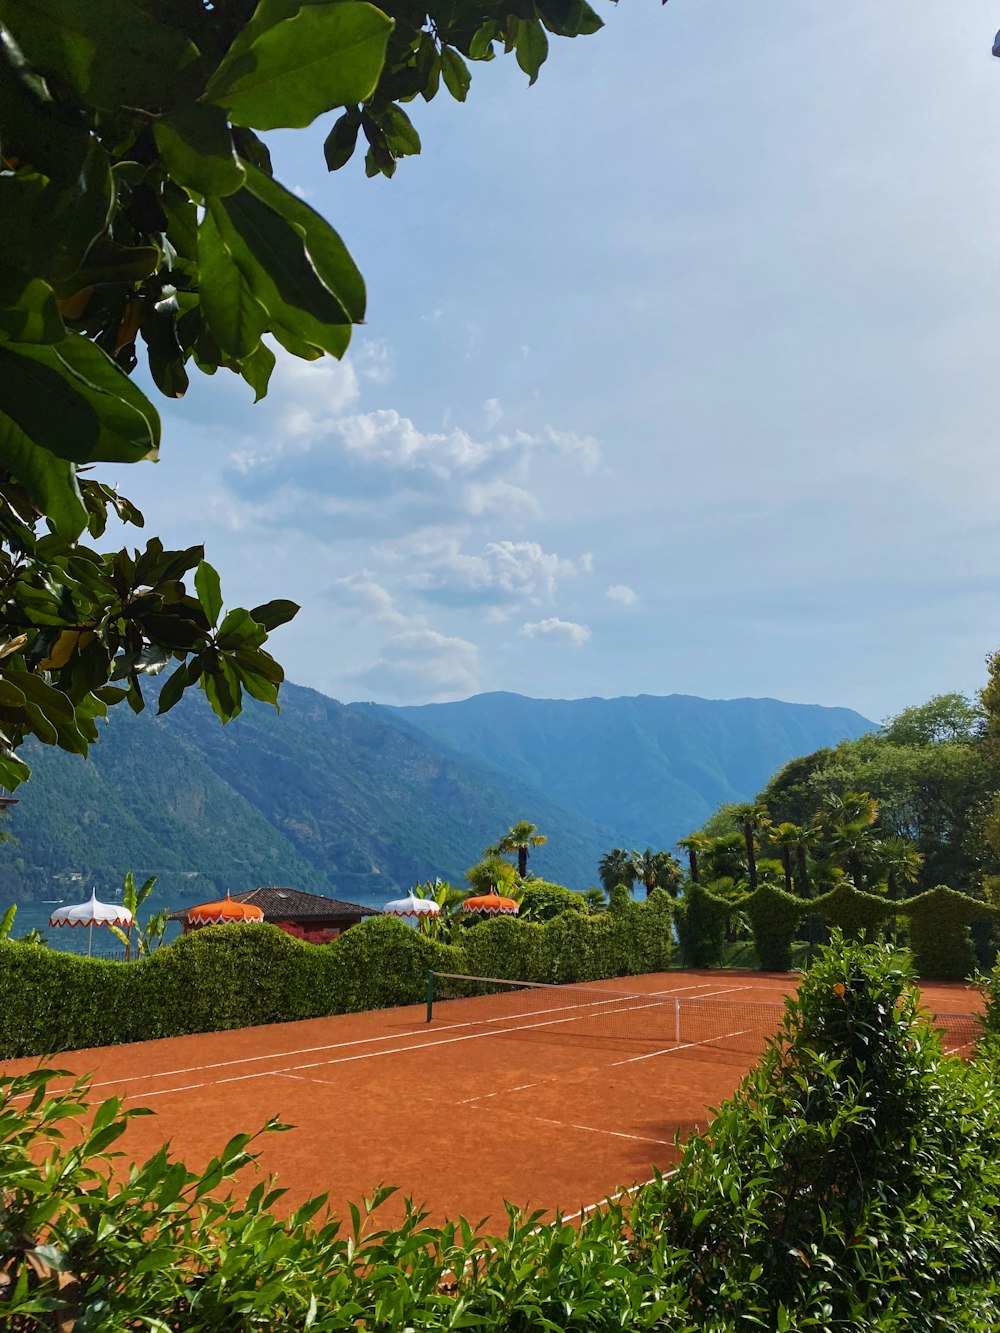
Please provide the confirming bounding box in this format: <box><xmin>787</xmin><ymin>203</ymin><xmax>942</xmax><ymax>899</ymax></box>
<box><xmin>0</xmin><ymin>682</ymin><xmax>872</xmax><ymax>909</ymax></box>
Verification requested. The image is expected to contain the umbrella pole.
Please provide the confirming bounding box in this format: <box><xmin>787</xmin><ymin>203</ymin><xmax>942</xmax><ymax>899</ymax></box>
<box><xmin>88</xmin><ymin>922</ymin><xmax>93</xmax><ymax>957</ymax></box>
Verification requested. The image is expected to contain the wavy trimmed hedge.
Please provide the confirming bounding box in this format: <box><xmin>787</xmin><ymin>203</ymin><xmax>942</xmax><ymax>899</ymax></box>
<box><xmin>0</xmin><ymin>892</ymin><xmax>674</xmax><ymax>1059</ymax></box>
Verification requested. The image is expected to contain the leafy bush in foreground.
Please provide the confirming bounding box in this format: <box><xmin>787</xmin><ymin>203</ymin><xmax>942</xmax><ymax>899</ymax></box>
<box><xmin>637</xmin><ymin>938</ymin><xmax>1000</xmax><ymax>1330</ymax></box>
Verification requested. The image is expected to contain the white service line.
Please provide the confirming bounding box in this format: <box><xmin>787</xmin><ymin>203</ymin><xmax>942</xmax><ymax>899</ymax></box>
<box><xmin>56</xmin><ymin>980</ymin><xmax>753</xmax><ymax>1096</ymax></box>
<box><xmin>611</xmin><ymin>1028</ymin><xmax>750</xmax><ymax>1067</ymax></box>
<box><xmin>119</xmin><ymin>1001</ymin><xmax>687</xmax><ymax>1101</ymax></box>
<box><xmin>529</xmin><ymin>1115</ymin><xmax>670</xmax><ymax>1146</ymax></box>
<box><xmin>561</xmin><ymin>1169</ymin><xmax>679</xmax><ymax>1223</ymax></box>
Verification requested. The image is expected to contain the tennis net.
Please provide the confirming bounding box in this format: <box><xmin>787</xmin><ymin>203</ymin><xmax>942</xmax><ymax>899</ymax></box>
<box><xmin>425</xmin><ymin>972</ymin><xmax>981</xmax><ymax>1059</ymax></box>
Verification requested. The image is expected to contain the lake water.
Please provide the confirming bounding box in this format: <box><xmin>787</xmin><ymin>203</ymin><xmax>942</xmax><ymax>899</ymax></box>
<box><xmin>8</xmin><ymin>888</ymin><xmax>204</xmax><ymax>955</ymax></box>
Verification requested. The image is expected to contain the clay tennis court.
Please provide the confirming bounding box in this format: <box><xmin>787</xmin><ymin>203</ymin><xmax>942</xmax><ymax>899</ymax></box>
<box><xmin>3</xmin><ymin>969</ymin><xmax>981</xmax><ymax>1228</ymax></box>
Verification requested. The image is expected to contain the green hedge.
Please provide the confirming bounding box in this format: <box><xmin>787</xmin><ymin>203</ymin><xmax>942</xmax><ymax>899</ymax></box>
<box><xmin>676</xmin><ymin>883</ymin><xmax>729</xmax><ymax>968</ymax></box>
<box><xmin>0</xmin><ymin>896</ymin><xmax>674</xmax><ymax>1059</ymax></box>
<box><xmin>809</xmin><ymin>882</ymin><xmax>893</xmax><ymax>943</ymax></box>
<box><xmin>900</xmin><ymin>885</ymin><xmax>1000</xmax><ymax>982</ymax></box>
<box><xmin>743</xmin><ymin>884</ymin><xmax>806</xmax><ymax>972</ymax></box>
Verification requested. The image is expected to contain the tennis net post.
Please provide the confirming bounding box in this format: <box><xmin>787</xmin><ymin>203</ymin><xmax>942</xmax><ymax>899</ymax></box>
<box><xmin>426</xmin><ymin>969</ymin><xmax>435</xmax><ymax>1023</ymax></box>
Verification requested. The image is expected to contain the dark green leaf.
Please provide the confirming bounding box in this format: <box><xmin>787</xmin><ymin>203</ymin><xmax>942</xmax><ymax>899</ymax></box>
<box><xmin>197</xmin><ymin>209</ymin><xmax>269</xmax><ymax>361</ymax></box>
<box><xmin>0</xmin><ymin>0</ymin><xmax>200</xmax><ymax>110</ymax></box>
<box><xmin>240</xmin><ymin>340</ymin><xmax>275</xmax><ymax>401</ymax></box>
<box><xmin>206</xmin><ymin>2</ymin><xmax>393</xmax><ymax>132</ymax></box>
<box><xmin>0</xmin><ymin>408</ymin><xmax>87</xmax><ymax>538</ymax></box>
<box><xmin>194</xmin><ymin>559</ymin><xmax>223</xmax><ymax>628</ymax></box>
<box><xmin>380</xmin><ymin>104</ymin><xmax>421</xmax><ymax>157</ymax></box>
<box><xmin>515</xmin><ymin>19</ymin><xmax>548</xmax><ymax>84</ymax></box>
<box><xmin>533</xmin><ymin>0</ymin><xmax>603</xmax><ymax>38</ymax></box>
<box><xmin>323</xmin><ymin>109</ymin><xmax>361</xmax><ymax>172</ymax></box>
<box><xmin>247</xmin><ymin>598</ymin><xmax>298</xmax><ymax>631</ymax></box>
<box><xmin>440</xmin><ymin>47</ymin><xmax>471</xmax><ymax>101</ymax></box>
<box><xmin>154</xmin><ymin>103</ymin><xmax>246</xmax><ymax>199</ymax></box>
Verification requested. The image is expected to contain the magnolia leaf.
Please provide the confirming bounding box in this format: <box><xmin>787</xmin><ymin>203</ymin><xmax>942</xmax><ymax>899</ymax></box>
<box><xmin>197</xmin><ymin>209</ymin><xmax>269</xmax><ymax>361</ymax></box>
<box><xmin>0</xmin><ymin>407</ymin><xmax>87</xmax><ymax>538</ymax></box>
<box><xmin>206</xmin><ymin>2</ymin><xmax>393</xmax><ymax>132</ymax></box>
<box><xmin>0</xmin><ymin>335</ymin><xmax>159</xmax><ymax>464</ymax></box>
<box><xmin>0</xmin><ymin>0</ymin><xmax>200</xmax><ymax>110</ymax></box>
<box><xmin>515</xmin><ymin>19</ymin><xmax>548</xmax><ymax>83</ymax></box>
<box><xmin>154</xmin><ymin>103</ymin><xmax>246</xmax><ymax>199</ymax></box>
<box><xmin>195</xmin><ymin>559</ymin><xmax>223</xmax><ymax>628</ymax></box>
<box><xmin>440</xmin><ymin>47</ymin><xmax>471</xmax><ymax>101</ymax></box>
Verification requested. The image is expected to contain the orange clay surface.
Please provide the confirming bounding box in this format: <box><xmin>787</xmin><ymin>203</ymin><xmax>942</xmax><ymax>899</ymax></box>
<box><xmin>2</xmin><ymin>969</ymin><xmax>981</xmax><ymax>1229</ymax></box>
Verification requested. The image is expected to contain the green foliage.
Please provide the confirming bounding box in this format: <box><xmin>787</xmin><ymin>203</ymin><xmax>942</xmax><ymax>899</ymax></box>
<box><xmin>881</xmin><ymin>692</ymin><xmax>983</xmax><ymax>746</ymax></box>
<box><xmin>901</xmin><ymin>885</ymin><xmax>1000</xmax><ymax>982</ymax></box>
<box><xmin>517</xmin><ymin>878</ymin><xmax>589</xmax><ymax>921</ymax></box>
<box><xmin>809</xmin><ymin>881</ymin><xmax>893</xmax><ymax>942</ymax></box>
<box><xmin>0</xmin><ymin>0</ymin><xmax>606</xmax><ymax>787</ymax></box>
<box><xmin>0</xmin><ymin>896</ymin><xmax>673</xmax><ymax>1060</ymax></box>
<box><xmin>675</xmin><ymin>882</ymin><xmax>728</xmax><ymax>969</ymax></box>
<box><xmin>743</xmin><ymin>883</ymin><xmax>806</xmax><ymax>972</ymax></box>
<box><xmin>640</xmin><ymin>939</ymin><xmax>1000</xmax><ymax>1329</ymax></box>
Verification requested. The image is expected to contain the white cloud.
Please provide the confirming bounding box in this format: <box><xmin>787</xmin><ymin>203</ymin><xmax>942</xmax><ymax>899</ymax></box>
<box><xmin>484</xmin><ymin>397</ymin><xmax>503</xmax><ymax>428</ymax></box>
<box><xmin>335</xmin><ymin>410</ymin><xmax>492</xmax><ymax>475</ymax></box>
<box><xmin>348</xmin><ymin>627</ymin><xmax>480</xmax><ymax>703</ymax></box>
<box><xmin>404</xmin><ymin>540</ymin><xmax>588</xmax><ymax>604</ymax></box>
<box><xmin>607</xmin><ymin>584</ymin><xmax>638</xmax><ymax>607</ymax></box>
<box><xmin>327</xmin><ymin>571</ymin><xmax>407</xmax><ymax>625</ymax></box>
<box><xmin>520</xmin><ymin>618</ymin><xmax>592</xmax><ymax>647</ymax></box>
<box><xmin>354</xmin><ymin>339</ymin><xmax>394</xmax><ymax>384</ymax></box>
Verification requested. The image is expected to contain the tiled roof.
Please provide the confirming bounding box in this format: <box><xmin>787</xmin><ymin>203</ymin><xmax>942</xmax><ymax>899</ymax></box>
<box><xmin>169</xmin><ymin>887</ymin><xmax>376</xmax><ymax>923</ymax></box>
<box><xmin>231</xmin><ymin>886</ymin><xmax>377</xmax><ymax>920</ymax></box>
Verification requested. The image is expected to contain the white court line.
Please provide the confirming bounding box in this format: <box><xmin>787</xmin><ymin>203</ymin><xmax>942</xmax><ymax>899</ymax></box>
<box><xmin>611</xmin><ymin>1028</ymin><xmax>750</xmax><ymax>1067</ymax></box>
<box><xmin>119</xmin><ymin>1002</ymin><xmax>694</xmax><ymax>1101</ymax></box>
<box><xmin>530</xmin><ymin>1115</ymin><xmax>670</xmax><ymax>1146</ymax></box>
<box><xmin>561</xmin><ymin>1169</ymin><xmax>679</xmax><ymax>1223</ymax></box>
<box><xmin>455</xmin><ymin>1081</ymin><xmax>541</xmax><ymax>1105</ymax></box>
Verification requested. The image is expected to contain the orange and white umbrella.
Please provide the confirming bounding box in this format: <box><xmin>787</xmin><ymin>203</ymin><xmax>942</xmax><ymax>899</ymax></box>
<box><xmin>186</xmin><ymin>892</ymin><xmax>265</xmax><ymax>929</ymax></box>
<box><xmin>462</xmin><ymin>889</ymin><xmax>519</xmax><ymax>916</ymax></box>
<box><xmin>49</xmin><ymin>890</ymin><xmax>133</xmax><ymax>956</ymax></box>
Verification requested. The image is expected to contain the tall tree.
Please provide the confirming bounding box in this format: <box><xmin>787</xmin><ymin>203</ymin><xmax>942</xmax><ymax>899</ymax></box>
<box><xmin>631</xmin><ymin>847</ymin><xmax>683</xmax><ymax>898</ymax></box>
<box><xmin>598</xmin><ymin>848</ymin><xmax>635</xmax><ymax>895</ymax></box>
<box><xmin>492</xmin><ymin>821</ymin><xmax>547</xmax><ymax>879</ymax></box>
<box><xmin>767</xmin><ymin>823</ymin><xmax>799</xmax><ymax>896</ymax></box>
<box><xmin>677</xmin><ymin>832</ymin><xmax>710</xmax><ymax>884</ymax></box>
<box><xmin>732</xmin><ymin>803</ymin><xmax>769</xmax><ymax>893</ymax></box>
<box><xmin>874</xmin><ymin>837</ymin><xmax>924</xmax><ymax>901</ymax></box>
<box><xmin>0</xmin><ymin>0</ymin><xmax>607</xmax><ymax>787</ymax></box>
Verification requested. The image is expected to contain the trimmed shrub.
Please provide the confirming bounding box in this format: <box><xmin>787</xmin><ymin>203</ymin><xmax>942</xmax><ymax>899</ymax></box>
<box><xmin>675</xmin><ymin>882</ymin><xmax>728</xmax><ymax>968</ymax></box>
<box><xmin>517</xmin><ymin>880</ymin><xmax>589</xmax><ymax>921</ymax></box>
<box><xmin>901</xmin><ymin>885</ymin><xmax>1000</xmax><ymax>982</ymax></box>
<box><xmin>463</xmin><ymin>915</ymin><xmax>547</xmax><ymax>982</ymax></box>
<box><xmin>810</xmin><ymin>882</ymin><xmax>892</xmax><ymax>942</ymax></box>
<box><xmin>743</xmin><ymin>884</ymin><xmax>806</xmax><ymax>972</ymax></box>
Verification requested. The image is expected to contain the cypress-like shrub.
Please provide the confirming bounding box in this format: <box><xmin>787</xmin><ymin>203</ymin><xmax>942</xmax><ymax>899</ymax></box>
<box><xmin>743</xmin><ymin>884</ymin><xmax>806</xmax><ymax>972</ymax></box>
<box><xmin>809</xmin><ymin>882</ymin><xmax>892</xmax><ymax>942</ymax></box>
<box><xmin>675</xmin><ymin>882</ymin><xmax>728</xmax><ymax>968</ymax></box>
<box><xmin>900</xmin><ymin>885</ymin><xmax>1000</xmax><ymax>982</ymax></box>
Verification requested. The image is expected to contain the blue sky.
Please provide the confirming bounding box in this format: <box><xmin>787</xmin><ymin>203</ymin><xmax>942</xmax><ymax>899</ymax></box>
<box><xmin>106</xmin><ymin>1</ymin><xmax>1000</xmax><ymax>720</ymax></box>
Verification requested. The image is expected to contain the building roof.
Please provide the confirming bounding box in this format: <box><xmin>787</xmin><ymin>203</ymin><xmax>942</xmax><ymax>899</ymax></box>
<box><xmin>170</xmin><ymin>887</ymin><xmax>377</xmax><ymax>923</ymax></box>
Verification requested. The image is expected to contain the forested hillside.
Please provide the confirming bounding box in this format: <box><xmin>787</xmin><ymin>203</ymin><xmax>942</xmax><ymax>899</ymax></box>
<box><xmin>383</xmin><ymin>692</ymin><xmax>873</xmax><ymax>848</ymax></box>
<box><xmin>0</xmin><ymin>682</ymin><xmax>613</xmax><ymax>906</ymax></box>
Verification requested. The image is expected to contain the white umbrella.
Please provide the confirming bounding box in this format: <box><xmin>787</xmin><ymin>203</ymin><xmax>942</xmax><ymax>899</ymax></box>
<box><xmin>382</xmin><ymin>891</ymin><xmax>441</xmax><ymax>930</ymax></box>
<box><xmin>49</xmin><ymin>889</ymin><xmax>133</xmax><ymax>956</ymax></box>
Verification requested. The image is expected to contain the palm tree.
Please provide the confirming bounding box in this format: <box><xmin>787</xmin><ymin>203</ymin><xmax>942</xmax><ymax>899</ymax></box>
<box><xmin>829</xmin><ymin>820</ymin><xmax>878</xmax><ymax>889</ymax></box>
<box><xmin>492</xmin><ymin>821</ymin><xmax>548</xmax><ymax>878</ymax></box>
<box><xmin>598</xmin><ymin>848</ymin><xmax>635</xmax><ymax>895</ymax></box>
<box><xmin>630</xmin><ymin>848</ymin><xmax>683</xmax><ymax>898</ymax></box>
<box><xmin>767</xmin><ymin>822</ymin><xmax>799</xmax><ymax>895</ymax></box>
<box><xmin>823</xmin><ymin>790</ymin><xmax>879</xmax><ymax>830</ymax></box>
<box><xmin>465</xmin><ymin>854</ymin><xmax>519</xmax><ymax>897</ymax></box>
<box><xmin>732</xmin><ymin>803</ymin><xmax>769</xmax><ymax>893</ymax></box>
<box><xmin>874</xmin><ymin>837</ymin><xmax>924</xmax><ymax>900</ymax></box>
<box><xmin>677</xmin><ymin>832</ymin><xmax>710</xmax><ymax>884</ymax></box>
